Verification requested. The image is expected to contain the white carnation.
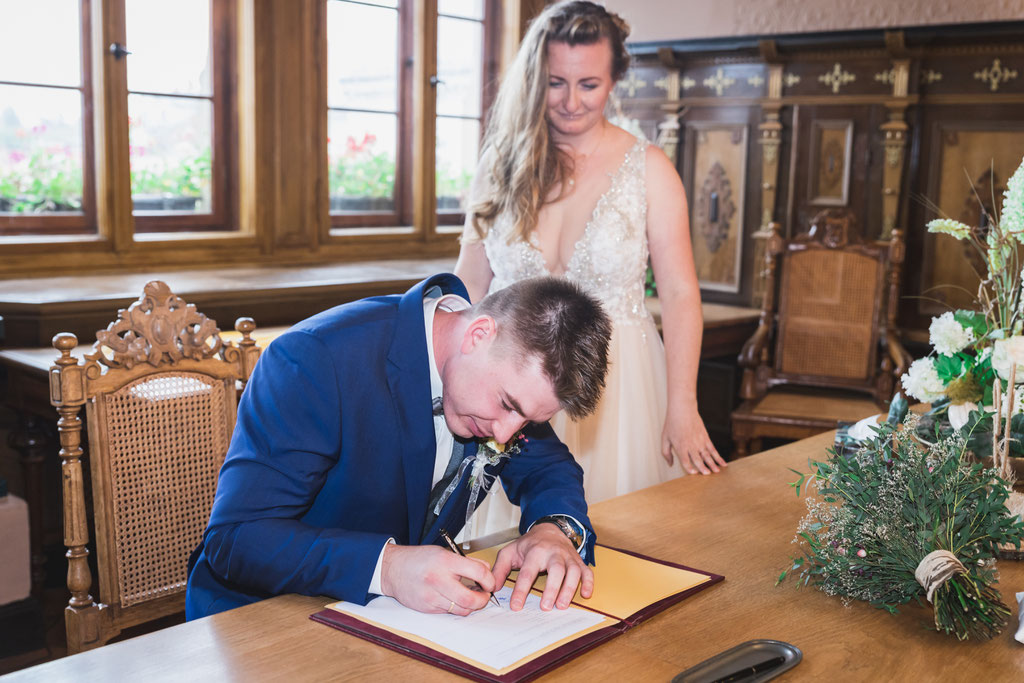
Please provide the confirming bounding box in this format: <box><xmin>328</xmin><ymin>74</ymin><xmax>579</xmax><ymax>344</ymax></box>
<box><xmin>928</xmin><ymin>311</ymin><xmax>974</xmax><ymax>355</ymax></box>
<box><xmin>991</xmin><ymin>336</ymin><xmax>1024</xmax><ymax>383</ymax></box>
<box><xmin>900</xmin><ymin>358</ymin><xmax>945</xmax><ymax>403</ymax></box>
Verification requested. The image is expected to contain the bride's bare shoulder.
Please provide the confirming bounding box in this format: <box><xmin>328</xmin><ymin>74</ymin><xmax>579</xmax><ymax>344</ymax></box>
<box><xmin>603</xmin><ymin>124</ymin><xmax>640</xmax><ymax>154</ymax></box>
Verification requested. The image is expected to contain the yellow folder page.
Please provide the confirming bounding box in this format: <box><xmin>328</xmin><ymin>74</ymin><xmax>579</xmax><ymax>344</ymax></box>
<box><xmin>470</xmin><ymin>544</ymin><xmax>710</xmax><ymax>621</ymax></box>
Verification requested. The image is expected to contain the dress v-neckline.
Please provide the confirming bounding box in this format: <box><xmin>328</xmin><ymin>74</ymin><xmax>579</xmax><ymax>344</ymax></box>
<box><xmin>529</xmin><ymin>138</ymin><xmax>643</xmax><ymax>278</ymax></box>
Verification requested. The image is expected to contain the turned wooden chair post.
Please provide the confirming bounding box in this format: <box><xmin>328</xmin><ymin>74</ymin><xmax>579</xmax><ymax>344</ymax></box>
<box><xmin>735</xmin><ymin>222</ymin><xmax>784</xmax><ymax>457</ymax></box>
<box><xmin>50</xmin><ymin>332</ymin><xmax>101</xmax><ymax>652</ymax></box>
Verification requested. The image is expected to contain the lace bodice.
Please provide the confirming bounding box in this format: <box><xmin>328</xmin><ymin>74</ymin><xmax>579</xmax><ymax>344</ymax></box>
<box><xmin>483</xmin><ymin>138</ymin><xmax>651</xmax><ymax>325</ymax></box>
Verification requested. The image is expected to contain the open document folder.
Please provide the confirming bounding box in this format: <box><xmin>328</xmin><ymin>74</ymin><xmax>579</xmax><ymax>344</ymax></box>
<box><xmin>310</xmin><ymin>544</ymin><xmax>724</xmax><ymax>683</ymax></box>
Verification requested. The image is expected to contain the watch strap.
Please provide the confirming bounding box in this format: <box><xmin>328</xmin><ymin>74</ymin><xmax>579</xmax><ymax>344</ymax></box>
<box><xmin>534</xmin><ymin>514</ymin><xmax>584</xmax><ymax>551</ymax></box>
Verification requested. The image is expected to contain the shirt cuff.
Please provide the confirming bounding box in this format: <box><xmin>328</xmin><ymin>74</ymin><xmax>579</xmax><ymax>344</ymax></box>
<box><xmin>527</xmin><ymin>514</ymin><xmax>588</xmax><ymax>558</ymax></box>
<box><xmin>368</xmin><ymin>537</ymin><xmax>396</xmax><ymax>595</ymax></box>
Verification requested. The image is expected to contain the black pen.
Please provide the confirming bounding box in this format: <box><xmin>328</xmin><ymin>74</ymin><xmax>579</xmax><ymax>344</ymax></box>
<box><xmin>439</xmin><ymin>528</ymin><xmax>501</xmax><ymax>608</ymax></box>
<box><xmin>709</xmin><ymin>655</ymin><xmax>786</xmax><ymax>683</ymax></box>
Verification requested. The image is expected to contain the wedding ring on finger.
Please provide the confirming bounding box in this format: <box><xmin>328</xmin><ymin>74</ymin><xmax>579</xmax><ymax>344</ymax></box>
<box><xmin>447</xmin><ymin>600</ymin><xmax>455</xmax><ymax>614</ymax></box>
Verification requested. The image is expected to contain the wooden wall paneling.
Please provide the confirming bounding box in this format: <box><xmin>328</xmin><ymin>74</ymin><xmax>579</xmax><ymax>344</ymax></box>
<box><xmin>611</xmin><ymin>60</ymin><xmax>676</xmax><ymax>149</ymax></box>
<box><xmin>807</xmin><ymin>119</ymin><xmax>854</xmax><ymax>206</ymax></box>
<box><xmin>918</xmin><ymin>48</ymin><xmax>1024</xmax><ymax>99</ymax></box>
<box><xmin>674</xmin><ymin>57</ymin><xmax>765</xmax><ymax>305</ymax></box>
<box><xmin>912</xmin><ymin>116</ymin><xmax>1024</xmax><ymax>320</ymax></box>
<box><xmin>780</xmin><ymin>56</ymin><xmax>893</xmax><ymax>99</ymax></box>
<box><xmin>625</xmin><ymin>22</ymin><xmax>1024</xmax><ymax>341</ymax></box>
<box><xmin>679</xmin><ymin>104</ymin><xmax>762</xmax><ymax>305</ymax></box>
<box><xmin>789</xmin><ymin>103</ymin><xmax>885</xmax><ymax>239</ymax></box>
<box><xmin>688</xmin><ymin>122</ymin><xmax>749</xmax><ymax>294</ymax></box>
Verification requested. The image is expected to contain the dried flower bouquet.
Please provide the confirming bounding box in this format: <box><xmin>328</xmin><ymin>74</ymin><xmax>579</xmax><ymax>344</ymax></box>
<box><xmin>780</xmin><ymin>417</ymin><xmax>1024</xmax><ymax>640</ymax></box>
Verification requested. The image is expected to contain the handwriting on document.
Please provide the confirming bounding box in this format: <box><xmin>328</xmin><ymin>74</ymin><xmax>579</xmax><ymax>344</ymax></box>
<box><xmin>330</xmin><ymin>586</ymin><xmax>611</xmax><ymax>670</ymax></box>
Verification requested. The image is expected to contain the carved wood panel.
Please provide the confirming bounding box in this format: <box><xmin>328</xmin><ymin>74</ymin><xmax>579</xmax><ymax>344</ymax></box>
<box><xmin>808</xmin><ymin>120</ymin><xmax>853</xmax><ymax>205</ymax></box>
<box><xmin>789</xmin><ymin>104</ymin><xmax>885</xmax><ymax>240</ymax></box>
<box><xmin>918</xmin><ymin>124</ymin><xmax>1024</xmax><ymax>314</ymax></box>
<box><xmin>688</xmin><ymin>123</ymin><xmax>749</xmax><ymax>293</ymax></box>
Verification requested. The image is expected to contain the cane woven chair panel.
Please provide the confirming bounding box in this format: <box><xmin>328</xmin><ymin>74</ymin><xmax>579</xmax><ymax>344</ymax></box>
<box><xmin>776</xmin><ymin>249</ymin><xmax>881</xmax><ymax>380</ymax></box>
<box><xmin>99</xmin><ymin>372</ymin><xmax>231</xmax><ymax>607</ymax></box>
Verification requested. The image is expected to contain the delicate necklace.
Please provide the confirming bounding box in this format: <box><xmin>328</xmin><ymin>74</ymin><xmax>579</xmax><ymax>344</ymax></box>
<box><xmin>567</xmin><ymin>124</ymin><xmax>606</xmax><ymax>187</ymax></box>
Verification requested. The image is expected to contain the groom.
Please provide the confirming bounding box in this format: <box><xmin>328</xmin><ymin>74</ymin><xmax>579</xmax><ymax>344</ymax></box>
<box><xmin>186</xmin><ymin>274</ymin><xmax>611</xmax><ymax>619</ymax></box>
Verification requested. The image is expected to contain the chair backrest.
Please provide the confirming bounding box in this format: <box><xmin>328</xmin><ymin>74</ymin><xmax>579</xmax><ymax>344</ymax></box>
<box><xmin>741</xmin><ymin>209</ymin><xmax>905</xmax><ymax>402</ymax></box>
<box><xmin>50</xmin><ymin>280</ymin><xmax>261</xmax><ymax>652</ymax></box>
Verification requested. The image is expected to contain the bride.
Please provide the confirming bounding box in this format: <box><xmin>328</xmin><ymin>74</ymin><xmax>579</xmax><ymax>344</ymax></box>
<box><xmin>455</xmin><ymin>0</ymin><xmax>725</xmax><ymax>538</ymax></box>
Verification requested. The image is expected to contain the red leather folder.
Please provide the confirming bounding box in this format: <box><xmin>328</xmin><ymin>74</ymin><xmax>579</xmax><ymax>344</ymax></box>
<box><xmin>310</xmin><ymin>544</ymin><xmax>724</xmax><ymax>683</ymax></box>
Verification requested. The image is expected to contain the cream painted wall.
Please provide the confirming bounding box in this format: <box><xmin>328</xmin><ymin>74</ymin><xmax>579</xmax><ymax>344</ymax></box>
<box><xmin>603</xmin><ymin>0</ymin><xmax>1024</xmax><ymax>43</ymax></box>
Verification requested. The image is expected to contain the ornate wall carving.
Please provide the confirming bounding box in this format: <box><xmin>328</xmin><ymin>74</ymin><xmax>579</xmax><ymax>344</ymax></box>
<box><xmin>689</xmin><ymin>125</ymin><xmax>748</xmax><ymax>293</ymax></box>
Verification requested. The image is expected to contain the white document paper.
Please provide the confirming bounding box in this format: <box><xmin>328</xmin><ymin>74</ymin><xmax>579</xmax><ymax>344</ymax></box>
<box><xmin>328</xmin><ymin>585</ymin><xmax>609</xmax><ymax>670</ymax></box>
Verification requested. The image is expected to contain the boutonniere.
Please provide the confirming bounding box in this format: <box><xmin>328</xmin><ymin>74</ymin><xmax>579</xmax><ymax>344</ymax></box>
<box><xmin>476</xmin><ymin>432</ymin><xmax>525</xmax><ymax>466</ymax></box>
<box><xmin>433</xmin><ymin>432</ymin><xmax>527</xmax><ymax>533</ymax></box>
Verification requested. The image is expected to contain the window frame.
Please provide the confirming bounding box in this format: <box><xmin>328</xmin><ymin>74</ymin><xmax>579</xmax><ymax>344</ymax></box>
<box><xmin>0</xmin><ymin>0</ymin><xmax>238</xmax><ymax>238</ymax></box>
<box><xmin>325</xmin><ymin>0</ymin><xmax>499</xmax><ymax>234</ymax></box>
<box><xmin>434</xmin><ymin>0</ymin><xmax>499</xmax><ymax>229</ymax></box>
<box><xmin>327</xmin><ymin>0</ymin><xmax>413</xmax><ymax>230</ymax></box>
<box><xmin>0</xmin><ymin>0</ymin><xmax>97</xmax><ymax>236</ymax></box>
<box><xmin>129</xmin><ymin>0</ymin><xmax>238</xmax><ymax>234</ymax></box>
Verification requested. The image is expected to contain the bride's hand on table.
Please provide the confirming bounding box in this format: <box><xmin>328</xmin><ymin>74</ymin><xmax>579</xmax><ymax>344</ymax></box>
<box><xmin>662</xmin><ymin>403</ymin><xmax>726</xmax><ymax>475</ymax></box>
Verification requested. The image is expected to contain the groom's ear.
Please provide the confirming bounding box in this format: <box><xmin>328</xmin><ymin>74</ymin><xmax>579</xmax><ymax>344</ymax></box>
<box><xmin>461</xmin><ymin>315</ymin><xmax>497</xmax><ymax>354</ymax></box>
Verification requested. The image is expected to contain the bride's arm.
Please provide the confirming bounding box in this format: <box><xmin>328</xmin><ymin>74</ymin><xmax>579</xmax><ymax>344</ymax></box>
<box><xmin>645</xmin><ymin>146</ymin><xmax>726</xmax><ymax>474</ymax></box>
<box><xmin>454</xmin><ymin>156</ymin><xmax>495</xmax><ymax>304</ymax></box>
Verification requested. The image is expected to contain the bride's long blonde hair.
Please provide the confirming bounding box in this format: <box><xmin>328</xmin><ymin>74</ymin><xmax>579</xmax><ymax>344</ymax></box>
<box><xmin>468</xmin><ymin>1</ymin><xmax>630</xmax><ymax>243</ymax></box>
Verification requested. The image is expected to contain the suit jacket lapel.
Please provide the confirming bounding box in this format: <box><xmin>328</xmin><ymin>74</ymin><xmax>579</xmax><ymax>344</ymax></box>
<box><xmin>386</xmin><ymin>273</ymin><xmax>470</xmax><ymax>544</ymax></box>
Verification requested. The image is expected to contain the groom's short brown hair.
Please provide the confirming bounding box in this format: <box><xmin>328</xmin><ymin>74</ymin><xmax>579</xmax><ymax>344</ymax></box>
<box><xmin>471</xmin><ymin>277</ymin><xmax>611</xmax><ymax>419</ymax></box>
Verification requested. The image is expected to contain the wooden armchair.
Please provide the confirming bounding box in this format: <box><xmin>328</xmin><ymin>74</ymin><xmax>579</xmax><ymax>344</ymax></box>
<box><xmin>731</xmin><ymin>209</ymin><xmax>911</xmax><ymax>457</ymax></box>
<box><xmin>49</xmin><ymin>281</ymin><xmax>261</xmax><ymax>653</ymax></box>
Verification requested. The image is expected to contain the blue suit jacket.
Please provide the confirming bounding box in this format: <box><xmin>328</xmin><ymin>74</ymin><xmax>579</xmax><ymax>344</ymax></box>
<box><xmin>185</xmin><ymin>274</ymin><xmax>595</xmax><ymax>619</ymax></box>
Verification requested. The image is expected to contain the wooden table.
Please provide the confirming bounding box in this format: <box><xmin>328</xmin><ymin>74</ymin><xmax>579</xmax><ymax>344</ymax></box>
<box><xmin>6</xmin><ymin>430</ymin><xmax>1023</xmax><ymax>681</ymax></box>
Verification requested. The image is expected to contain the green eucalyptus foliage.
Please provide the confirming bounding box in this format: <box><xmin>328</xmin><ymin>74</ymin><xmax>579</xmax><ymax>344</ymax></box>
<box><xmin>780</xmin><ymin>418</ymin><xmax>1024</xmax><ymax>640</ymax></box>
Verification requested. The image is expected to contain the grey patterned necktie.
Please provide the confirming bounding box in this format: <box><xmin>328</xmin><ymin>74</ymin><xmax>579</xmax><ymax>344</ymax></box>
<box><xmin>422</xmin><ymin>398</ymin><xmax>468</xmax><ymax>538</ymax></box>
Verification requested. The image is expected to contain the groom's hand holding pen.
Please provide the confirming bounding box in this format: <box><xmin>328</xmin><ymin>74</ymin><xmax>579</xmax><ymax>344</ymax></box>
<box><xmin>440</xmin><ymin>529</ymin><xmax>502</xmax><ymax>608</ymax></box>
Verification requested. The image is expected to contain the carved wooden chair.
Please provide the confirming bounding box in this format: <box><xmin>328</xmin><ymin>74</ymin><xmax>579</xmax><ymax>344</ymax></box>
<box><xmin>49</xmin><ymin>281</ymin><xmax>261</xmax><ymax>653</ymax></box>
<box><xmin>731</xmin><ymin>209</ymin><xmax>911</xmax><ymax>457</ymax></box>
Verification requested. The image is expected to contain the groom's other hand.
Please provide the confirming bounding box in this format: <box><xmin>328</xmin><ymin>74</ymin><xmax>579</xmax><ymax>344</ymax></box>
<box><xmin>380</xmin><ymin>544</ymin><xmax>494</xmax><ymax>616</ymax></box>
<box><xmin>491</xmin><ymin>523</ymin><xmax>594</xmax><ymax>612</ymax></box>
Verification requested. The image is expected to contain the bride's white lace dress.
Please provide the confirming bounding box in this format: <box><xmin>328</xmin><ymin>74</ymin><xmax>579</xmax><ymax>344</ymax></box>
<box><xmin>468</xmin><ymin>136</ymin><xmax>685</xmax><ymax>539</ymax></box>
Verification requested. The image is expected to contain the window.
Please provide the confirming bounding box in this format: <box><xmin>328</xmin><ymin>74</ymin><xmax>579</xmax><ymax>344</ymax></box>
<box><xmin>435</xmin><ymin>0</ymin><xmax>489</xmax><ymax>224</ymax></box>
<box><xmin>0</xmin><ymin>0</ymin><xmax>236</xmax><ymax>237</ymax></box>
<box><xmin>327</xmin><ymin>0</ymin><xmax>407</xmax><ymax>228</ymax></box>
<box><xmin>326</xmin><ymin>0</ymin><xmax>496</xmax><ymax>231</ymax></box>
<box><xmin>0</xmin><ymin>0</ymin><xmax>95</xmax><ymax>235</ymax></box>
<box><xmin>127</xmin><ymin>0</ymin><xmax>235</xmax><ymax>232</ymax></box>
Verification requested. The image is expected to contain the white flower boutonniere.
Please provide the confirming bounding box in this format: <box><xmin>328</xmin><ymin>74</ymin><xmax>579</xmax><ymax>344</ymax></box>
<box><xmin>433</xmin><ymin>432</ymin><xmax>527</xmax><ymax>532</ymax></box>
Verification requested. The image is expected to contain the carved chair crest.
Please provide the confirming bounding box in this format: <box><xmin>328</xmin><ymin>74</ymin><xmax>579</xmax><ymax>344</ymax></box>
<box><xmin>796</xmin><ymin>207</ymin><xmax>863</xmax><ymax>249</ymax></box>
<box><xmin>68</xmin><ymin>280</ymin><xmax>254</xmax><ymax>382</ymax></box>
